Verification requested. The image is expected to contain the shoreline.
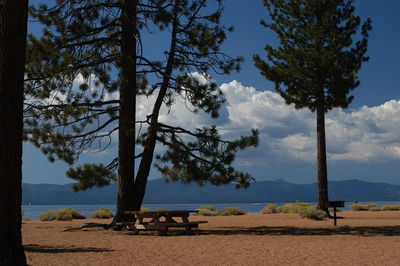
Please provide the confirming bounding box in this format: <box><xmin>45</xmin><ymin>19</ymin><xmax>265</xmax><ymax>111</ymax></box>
<box><xmin>22</xmin><ymin>201</ymin><xmax>400</xmax><ymax>220</ymax></box>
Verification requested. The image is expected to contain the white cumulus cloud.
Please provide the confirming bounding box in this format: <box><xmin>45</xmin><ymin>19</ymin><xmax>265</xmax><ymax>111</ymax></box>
<box><xmin>55</xmin><ymin>74</ymin><xmax>400</xmax><ymax>166</ymax></box>
<box><xmin>218</xmin><ymin>80</ymin><xmax>400</xmax><ymax>165</ymax></box>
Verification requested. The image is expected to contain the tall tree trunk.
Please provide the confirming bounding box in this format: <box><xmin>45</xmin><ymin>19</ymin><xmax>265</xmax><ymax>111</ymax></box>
<box><xmin>0</xmin><ymin>0</ymin><xmax>28</xmax><ymax>265</ymax></box>
<box><xmin>114</xmin><ymin>0</ymin><xmax>137</xmax><ymax>223</ymax></box>
<box><xmin>316</xmin><ymin>105</ymin><xmax>329</xmax><ymax>212</ymax></box>
<box><xmin>132</xmin><ymin>1</ymin><xmax>180</xmax><ymax>210</ymax></box>
<box><xmin>132</xmin><ymin>129</ymin><xmax>157</xmax><ymax>210</ymax></box>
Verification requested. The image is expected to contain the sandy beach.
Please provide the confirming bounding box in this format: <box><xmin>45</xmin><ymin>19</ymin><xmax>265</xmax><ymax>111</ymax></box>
<box><xmin>23</xmin><ymin>211</ymin><xmax>400</xmax><ymax>266</ymax></box>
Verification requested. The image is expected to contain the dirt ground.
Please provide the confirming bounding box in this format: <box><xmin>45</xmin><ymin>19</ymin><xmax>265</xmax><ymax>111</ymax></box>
<box><xmin>23</xmin><ymin>211</ymin><xmax>400</xmax><ymax>266</ymax></box>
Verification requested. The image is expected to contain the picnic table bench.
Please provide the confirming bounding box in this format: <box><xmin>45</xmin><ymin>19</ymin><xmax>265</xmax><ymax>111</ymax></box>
<box><xmin>329</xmin><ymin>201</ymin><xmax>345</xmax><ymax>226</ymax></box>
<box><xmin>118</xmin><ymin>210</ymin><xmax>207</xmax><ymax>235</ymax></box>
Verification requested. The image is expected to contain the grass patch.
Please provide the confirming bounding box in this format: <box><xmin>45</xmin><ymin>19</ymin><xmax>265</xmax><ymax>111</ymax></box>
<box><xmin>261</xmin><ymin>204</ymin><xmax>278</xmax><ymax>214</ymax></box>
<box><xmin>350</xmin><ymin>203</ymin><xmax>377</xmax><ymax>211</ymax></box>
<box><xmin>380</xmin><ymin>205</ymin><xmax>400</xmax><ymax>211</ymax></box>
<box><xmin>276</xmin><ymin>201</ymin><xmax>313</xmax><ymax>214</ymax></box>
<box><xmin>195</xmin><ymin>206</ymin><xmax>246</xmax><ymax>216</ymax></box>
<box><xmin>261</xmin><ymin>201</ymin><xmax>326</xmax><ymax>221</ymax></box>
<box><xmin>197</xmin><ymin>205</ymin><xmax>216</xmax><ymax>211</ymax></box>
<box><xmin>219</xmin><ymin>207</ymin><xmax>246</xmax><ymax>216</ymax></box>
<box><xmin>38</xmin><ymin>208</ymin><xmax>86</xmax><ymax>221</ymax></box>
<box><xmin>350</xmin><ymin>204</ymin><xmax>400</xmax><ymax>211</ymax></box>
<box><xmin>298</xmin><ymin>207</ymin><xmax>327</xmax><ymax>220</ymax></box>
<box><xmin>91</xmin><ymin>207</ymin><xmax>113</xmax><ymax>219</ymax></box>
<box><xmin>196</xmin><ymin>209</ymin><xmax>220</xmax><ymax>216</ymax></box>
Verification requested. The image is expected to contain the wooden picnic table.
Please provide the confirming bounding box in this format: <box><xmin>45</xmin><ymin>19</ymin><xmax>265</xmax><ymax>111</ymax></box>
<box><xmin>119</xmin><ymin>210</ymin><xmax>207</xmax><ymax>235</ymax></box>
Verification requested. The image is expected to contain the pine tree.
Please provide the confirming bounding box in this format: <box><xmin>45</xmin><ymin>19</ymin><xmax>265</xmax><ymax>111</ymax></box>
<box><xmin>25</xmin><ymin>0</ymin><xmax>258</xmax><ymax>222</ymax></box>
<box><xmin>254</xmin><ymin>0</ymin><xmax>371</xmax><ymax>212</ymax></box>
<box><xmin>0</xmin><ymin>0</ymin><xmax>28</xmax><ymax>264</ymax></box>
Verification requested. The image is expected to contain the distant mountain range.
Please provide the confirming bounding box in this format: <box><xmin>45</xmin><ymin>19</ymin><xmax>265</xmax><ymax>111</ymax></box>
<box><xmin>22</xmin><ymin>178</ymin><xmax>400</xmax><ymax>205</ymax></box>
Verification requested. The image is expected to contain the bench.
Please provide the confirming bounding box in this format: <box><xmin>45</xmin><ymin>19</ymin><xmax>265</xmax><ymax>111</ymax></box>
<box><xmin>119</xmin><ymin>210</ymin><xmax>208</xmax><ymax>235</ymax></box>
<box><xmin>328</xmin><ymin>201</ymin><xmax>345</xmax><ymax>226</ymax></box>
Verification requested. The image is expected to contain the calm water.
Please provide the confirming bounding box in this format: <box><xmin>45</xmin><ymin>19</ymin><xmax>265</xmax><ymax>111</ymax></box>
<box><xmin>22</xmin><ymin>201</ymin><xmax>400</xmax><ymax>220</ymax></box>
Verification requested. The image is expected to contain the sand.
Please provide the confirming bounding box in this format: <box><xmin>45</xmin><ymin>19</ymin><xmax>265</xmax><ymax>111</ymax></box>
<box><xmin>23</xmin><ymin>211</ymin><xmax>400</xmax><ymax>266</ymax></box>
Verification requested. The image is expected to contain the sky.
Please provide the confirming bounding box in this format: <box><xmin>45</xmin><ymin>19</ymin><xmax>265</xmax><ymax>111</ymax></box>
<box><xmin>23</xmin><ymin>0</ymin><xmax>400</xmax><ymax>185</ymax></box>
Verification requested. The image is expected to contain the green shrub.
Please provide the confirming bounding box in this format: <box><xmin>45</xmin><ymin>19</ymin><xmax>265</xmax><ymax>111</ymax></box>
<box><xmin>194</xmin><ymin>206</ymin><xmax>246</xmax><ymax>216</ymax></box>
<box><xmin>38</xmin><ymin>210</ymin><xmax>59</xmax><ymax>221</ymax></box>
<box><xmin>350</xmin><ymin>203</ymin><xmax>377</xmax><ymax>211</ymax></box>
<box><xmin>261</xmin><ymin>204</ymin><xmax>278</xmax><ymax>214</ymax></box>
<box><xmin>219</xmin><ymin>207</ymin><xmax>246</xmax><ymax>216</ymax></box>
<box><xmin>370</xmin><ymin>207</ymin><xmax>381</xmax><ymax>212</ymax></box>
<box><xmin>91</xmin><ymin>207</ymin><xmax>113</xmax><ymax>219</ymax></box>
<box><xmin>197</xmin><ymin>205</ymin><xmax>216</xmax><ymax>211</ymax></box>
<box><xmin>349</xmin><ymin>203</ymin><xmax>363</xmax><ymax>211</ymax></box>
<box><xmin>380</xmin><ymin>205</ymin><xmax>400</xmax><ymax>211</ymax></box>
<box><xmin>277</xmin><ymin>201</ymin><xmax>313</xmax><ymax>214</ymax></box>
<box><xmin>196</xmin><ymin>209</ymin><xmax>220</xmax><ymax>216</ymax></box>
<box><xmin>38</xmin><ymin>208</ymin><xmax>86</xmax><ymax>221</ymax></box>
<box><xmin>57</xmin><ymin>208</ymin><xmax>86</xmax><ymax>220</ymax></box>
<box><xmin>298</xmin><ymin>207</ymin><xmax>327</xmax><ymax>220</ymax></box>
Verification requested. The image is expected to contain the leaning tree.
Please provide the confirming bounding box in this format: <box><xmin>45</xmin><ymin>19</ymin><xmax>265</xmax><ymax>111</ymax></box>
<box><xmin>254</xmin><ymin>0</ymin><xmax>371</xmax><ymax>212</ymax></box>
<box><xmin>25</xmin><ymin>0</ymin><xmax>258</xmax><ymax>223</ymax></box>
<box><xmin>0</xmin><ymin>0</ymin><xmax>28</xmax><ymax>264</ymax></box>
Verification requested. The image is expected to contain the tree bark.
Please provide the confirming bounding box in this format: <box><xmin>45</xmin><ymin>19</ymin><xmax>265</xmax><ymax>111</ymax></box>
<box><xmin>132</xmin><ymin>1</ymin><xmax>180</xmax><ymax>210</ymax></box>
<box><xmin>316</xmin><ymin>105</ymin><xmax>329</xmax><ymax>212</ymax></box>
<box><xmin>114</xmin><ymin>0</ymin><xmax>137</xmax><ymax>223</ymax></box>
<box><xmin>0</xmin><ymin>0</ymin><xmax>28</xmax><ymax>265</ymax></box>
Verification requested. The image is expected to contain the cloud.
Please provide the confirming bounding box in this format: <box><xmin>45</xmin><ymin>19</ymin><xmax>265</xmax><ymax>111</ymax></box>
<box><xmin>125</xmin><ymin>79</ymin><xmax>400</xmax><ymax>166</ymax></box>
<box><xmin>218</xmin><ymin>80</ymin><xmax>400</xmax><ymax>165</ymax></box>
<box><xmin>37</xmin><ymin>73</ymin><xmax>400</xmax><ymax>166</ymax></box>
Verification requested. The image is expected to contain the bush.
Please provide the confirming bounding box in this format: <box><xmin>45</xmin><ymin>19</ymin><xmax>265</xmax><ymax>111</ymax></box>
<box><xmin>380</xmin><ymin>205</ymin><xmax>400</xmax><ymax>211</ymax></box>
<box><xmin>350</xmin><ymin>203</ymin><xmax>377</xmax><ymax>211</ymax></box>
<box><xmin>197</xmin><ymin>205</ymin><xmax>216</xmax><ymax>211</ymax></box>
<box><xmin>58</xmin><ymin>208</ymin><xmax>86</xmax><ymax>220</ymax></box>
<box><xmin>370</xmin><ymin>207</ymin><xmax>381</xmax><ymax>212</ymax></box>
<box><xmin>196</xmin><ymin>209</ymin><xmax>220</xmax><ymax>216</ymax></box>
<box><xmin>298</xmin><ymin>207</ymin><xmax>327</xmax><ymax>220</ymax></box>
<box><xmin>261</xmin><ymin>204</ymin><xmax>278</xmax><ymax>214</ymax></box>
<box><xmin>38</xmin><ymin>210</ymin><xmax>59</xmax><ymax>221</ymax></box>
<box><xmin>91</xmin><ymin>207</ymin><xmax>113</xmax><ymax>219</ymax></box>
<box><xmin>219</xmin><ymin>207</ymin><xmax>246</xmax><ymax>216</ymax></box>
<box><xmin>38</xmin><ymin>208</ymin><xmax>85</xmax><ymax>221</ymax></box>
<box><xmin>195</xmin><ymin>206</ymin><xmax>246</xmax><ymax>216</ymax></box>
<box><xmin>277</xmin><ymin>201</ymin><xmax>313</xmax><ymax>214</ymax></box>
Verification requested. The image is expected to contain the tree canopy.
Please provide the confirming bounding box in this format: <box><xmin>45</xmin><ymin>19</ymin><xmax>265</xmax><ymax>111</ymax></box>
<box><xmin>254</xmin><ymin>0</ymin><xmax>371</xmax><ymax>211</ymax></box>
<box><xmin>25</xmin><ymin>0</ymin><xmax>259</xmax><ymax>217</ymax></box>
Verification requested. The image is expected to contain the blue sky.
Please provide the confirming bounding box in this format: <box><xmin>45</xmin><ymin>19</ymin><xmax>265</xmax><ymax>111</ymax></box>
<box><xmin>23</xmin><ymin>0</ymin><xmax>400</xmax><ymax>185</ymax></box>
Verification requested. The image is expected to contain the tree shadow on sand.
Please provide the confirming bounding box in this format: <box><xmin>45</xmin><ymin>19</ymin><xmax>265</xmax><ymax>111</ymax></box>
<box><xmin>24</xmin><ymin>244</ymin><xmax>112</xmax><ymax>253</ymax></box>
<box><xmin>198</xmin><ymin>226</ymin><xmax>400</xmax><ymax>237</ymax></box>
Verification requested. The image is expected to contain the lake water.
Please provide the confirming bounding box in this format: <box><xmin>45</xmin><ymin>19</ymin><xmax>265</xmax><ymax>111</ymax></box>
<box><xmin>22</xmin><ymin>201</ymin><xmax>400</xmax><ymax>220</ymax></box>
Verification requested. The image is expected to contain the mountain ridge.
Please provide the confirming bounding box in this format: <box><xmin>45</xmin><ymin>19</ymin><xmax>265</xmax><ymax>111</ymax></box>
<box><xmin>21</xmin><ymin>178</ymin><xmax>400</xmax><ymax>205</ymax></box>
